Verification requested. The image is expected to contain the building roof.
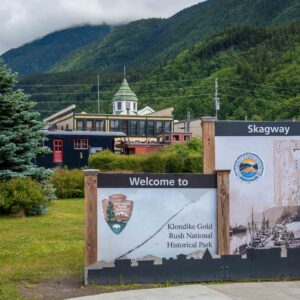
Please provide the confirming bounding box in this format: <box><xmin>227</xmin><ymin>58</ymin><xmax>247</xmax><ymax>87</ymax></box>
<box><xmin>147</xmin><ymin>107</ymin><xmax>174</xmax><ymax>117</ymax></box>
<box><xmin>43</xmin><ymin>130</ymin><xmax>126</xmax><ymax>137</ymax></box>
<box><xmin>44</xmin><ymin>104</ymin><xmax>75</xmax><ymax>123</ymax></box>
<box><xmin>137</xmin><ymin>106</ymin><xmax>155</xmax><ymax>116</ymax></box>
<box><xmin>112</xmin><ymin>79</ymin><xmax>138</xmax><ymax>102</ymax></box>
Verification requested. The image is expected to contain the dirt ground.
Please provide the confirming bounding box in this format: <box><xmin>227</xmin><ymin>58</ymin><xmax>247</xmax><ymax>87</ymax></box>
<box><xmin>20</xmin><ymin>277</ymin><xmax>157</xmax><ymax>300</ymax></box>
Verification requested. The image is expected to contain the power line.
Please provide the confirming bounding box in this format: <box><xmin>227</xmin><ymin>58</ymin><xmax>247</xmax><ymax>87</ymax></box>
<box><xmin>220</xmin><ymin>78</ymin><xmax>300</xmax><ymax>93</ymax></box>
<box><xmin>15</xmin><ymin>77</ymin><xmax>207</xmax><ymax>88</ymax></box>
<box><xmin>33</xmin><ymin>93</ymin><xmax>213</xmax><ymax>104</ymax></box>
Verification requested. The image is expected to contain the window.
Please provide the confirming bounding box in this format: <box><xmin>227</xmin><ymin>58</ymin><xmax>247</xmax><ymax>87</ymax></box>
<box><xmin>74</xmin><ymin>139</ymin><xmax>88</xmax><ymax>150</ymax></box>
<box><xmin>147</xmin><ymin>121</ymin><xmax>154</xmax><ymax>137</ymax></box>
<box><xmin>164</xmin><ymin>135</ymin><xmax>170</xmax><ymax>142</ymax></box>
<box><xmin>138</xmin><ymin>121</ymin><xmax>146</xmax><ymax>137</ymax></box>
<box><xmin>77</xmin><ymin>120</ymin><xmax>83</xmax><ymax>131</ymax></box>
<box><xmin>184</xmin><ymin>135</ymin><xmax>190</xmax><ymax>141</ymax></box>
<box><xmin>117</xmin><ymin>102</ymin><xmax>122</xmax><ymax>110</ymax></box>
<box><xmin>164</xmin><ymin>121</ymin><xmax>171</xmax><ymax>132</ymax></box>
<box><xmin>120</xmin><ymin>120</ymin><xmax>129</xmax><ymax>135</ymax></box>
<box><xmin>95</xmin><ymin>120</ymin><xmax>105</xmax><ymax>131</ymax></box>
<box><xmin>126</xmin><ymin>102</ymin><xmax>131</xmax><ymax>110</ymax></box>
<box><xmin>173</xmin><ymin>135</ymin><xmax>180</xmax><ymax>141</ymax></box>
<box><xmin>134</xmin><ymin>102</ymin><xmax>137</xmax><ymax>110</ymax></box>
<box><xmin>156</xmin><ymin>121</ymin><xmax>163</xmax><ymax>135</ymax></box>
<box><xmin>130</xmin><ymin>120</ymin><xmax>137</xmax><ymax>136</ymax></box>
<box><xmin>61</xmin><ymin>125</ymin><xmax>64</xmax><ymax>130</ymax></box>
<box><xmin>110</xmin><ymin>120</ymin><xmax>120</xmax><ymax>132</ymax></box>
<box><xmin>86</xmin><ymin>120</ymin><xmax>93</xmax><ymax>131</ymax></box>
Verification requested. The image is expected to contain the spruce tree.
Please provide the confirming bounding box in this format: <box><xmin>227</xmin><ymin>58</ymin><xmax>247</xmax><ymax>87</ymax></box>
<box><xmin>106</xmin><ymin>201</ymin><xmax>115</xmax><ymax>221</ymax></box>
<box><xmin>0</xmin><ymin>60</ymin><xmax>50</xmax><ymax>180</ymax></box>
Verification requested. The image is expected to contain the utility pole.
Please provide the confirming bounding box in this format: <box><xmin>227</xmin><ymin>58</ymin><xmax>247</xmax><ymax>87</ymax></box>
<box><xmin>97</xmin><ymin>75</ymin><xmax>100</xmax><ymax>114</ymax></box>
<box><xmin>186</xmin><ymin>111</ymin><xmax>191</xmax><ymax>133</ymax></box>
<box><xmin>214</xmin><ymin>78</ymin><xmax>220</xmax><ymax>119</ymax></box>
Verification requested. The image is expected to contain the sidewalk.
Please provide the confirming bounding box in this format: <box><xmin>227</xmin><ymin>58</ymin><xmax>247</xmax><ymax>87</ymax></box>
<box><xmin>68</xmin><ymin>281</ymin><xmax>300</xmax><ymax>300</ymax></box>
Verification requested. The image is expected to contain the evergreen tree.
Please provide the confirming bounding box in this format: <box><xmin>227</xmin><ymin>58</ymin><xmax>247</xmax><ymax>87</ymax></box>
<box><xmin>106</xmin><ymin>201</ymin><xmax>115</xmax><ymax>221</ymax></box>
<box><xmin>0</xmin><ymin>60</ymin><xmax>50</xmax><ymax>180</ymax></box>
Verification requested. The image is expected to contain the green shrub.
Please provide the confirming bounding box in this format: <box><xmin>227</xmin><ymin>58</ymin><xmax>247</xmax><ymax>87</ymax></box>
<box><xmin>183</xmin><ymin>154</ymin><xmax>203</xmax><ymax>173</ymax></box>
<box><xmin>141</xmin><ymin>153</ymin><xmax>166</xmax><ymax>173</ymax></box>
<box><xmin>0</xmin><ymin>178</ymin><xmax>48</xmax><ymax>216</ymax></box>
<box><xmin>88</xmin><ymin>142</ymin><xmax>203</xmax><ymax>174</ymax></box>
<box><xmin>89</xmin><ymin>150</ymin><xmax>143</xmax><ymax>172</ymax></box>
<box><xmin>51</xmin><ymin>168</ymin><xmax>84</xmax><ymax>199</ymax></box>
<box><xmin>164</xmin><ymin>152</ymin><xmax>184</xmax><ymax>173</ymax></box>
<box><xmin>89</xmin><ymin>150</ymin><xmax>115</xmax><ymax>171</ymax></box>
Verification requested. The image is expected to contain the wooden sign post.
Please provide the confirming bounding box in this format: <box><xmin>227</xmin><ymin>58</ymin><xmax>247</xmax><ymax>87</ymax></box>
<box><xmin>83</xmin><ymin>169</ymin><xmax>99</xmax><ymax>267</ymax></box>
<box><xmin>202</xmin><ymin>117</ymin><xmax>230</xmax><ymax>255</ymax></box>
<box><xmin>216</xmin><ymin>170</ymin><xmax>230</xmax><ymax>255</ymax></box>
<box><xmin>202</xmin><ymin>116</ymin><xmax>217</xmax><ymax>174</ymax></box>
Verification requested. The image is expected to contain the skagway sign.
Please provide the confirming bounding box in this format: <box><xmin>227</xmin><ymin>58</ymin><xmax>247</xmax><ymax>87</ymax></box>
<box><xmin>202</xmin><ymin>119</ymin><xmax>300</xmax><ymax>255</ymax></box>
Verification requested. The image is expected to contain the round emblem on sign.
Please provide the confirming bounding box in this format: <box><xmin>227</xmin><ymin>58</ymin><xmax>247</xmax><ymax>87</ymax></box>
<box><xmin>234</xmin><ymin>152</ymin><xmax>264</xmax><ymax>183</ymax></box>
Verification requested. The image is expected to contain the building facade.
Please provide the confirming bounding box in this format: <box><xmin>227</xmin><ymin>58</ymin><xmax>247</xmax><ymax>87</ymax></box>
<box><xmin>36</xmin><ymin>130</ymin><xmax>125</xmax><ymax>169</ymax></box>
<box><xmin>44</xmin><ymin>78</ymin><xmax>174</xmax><ymax>141</ymax></box>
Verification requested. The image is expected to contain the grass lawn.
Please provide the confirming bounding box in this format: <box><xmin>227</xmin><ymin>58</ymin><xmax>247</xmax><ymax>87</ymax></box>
<box><xmin>0</xmin><ymin>199</ymin><xmax>84</xmax><ymax>299</ymax></box>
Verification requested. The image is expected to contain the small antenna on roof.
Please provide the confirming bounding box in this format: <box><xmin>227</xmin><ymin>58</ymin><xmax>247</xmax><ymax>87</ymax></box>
<box><xmin>124</xmin><ymin>66</ymin><xmax>126</xmax><ymax>80</ymax></box>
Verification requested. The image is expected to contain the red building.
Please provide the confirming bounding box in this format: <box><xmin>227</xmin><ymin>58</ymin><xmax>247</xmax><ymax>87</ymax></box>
<box><xmin>117</xmin><ymin>132</ymin><xmax>192</xmax><ymax>155</ymax></box>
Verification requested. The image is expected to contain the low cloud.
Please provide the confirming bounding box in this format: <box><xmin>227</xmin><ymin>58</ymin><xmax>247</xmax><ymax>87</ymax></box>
<box><xmin>0</xmin><ymin>0</ymin><xmax>202</xmax><ymax>54</ymax></box>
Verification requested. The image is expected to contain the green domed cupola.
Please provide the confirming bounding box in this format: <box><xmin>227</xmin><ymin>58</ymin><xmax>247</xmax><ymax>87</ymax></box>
<box><xmin>113</xmin><ymin>76</ymin><xmax>138</xmax><ymax>115</ymax></box>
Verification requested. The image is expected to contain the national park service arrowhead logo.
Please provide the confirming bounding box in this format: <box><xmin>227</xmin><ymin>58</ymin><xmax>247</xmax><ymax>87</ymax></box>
<box><xmin>102</xmin><ymin>194</ymin><xmax>134</xmax><ymax>234</ymax></box>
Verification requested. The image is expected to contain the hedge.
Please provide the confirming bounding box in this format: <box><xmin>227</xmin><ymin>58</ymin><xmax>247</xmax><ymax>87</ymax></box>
<box><xmin>89</xmin><ymin>150</ymin><xmax>202</xmax><ymax>173</ymax></box>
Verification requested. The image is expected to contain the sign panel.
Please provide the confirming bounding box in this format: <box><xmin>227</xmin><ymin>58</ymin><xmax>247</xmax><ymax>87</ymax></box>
<box><xmin>215</xmin><ymin>121</ymin><xmax>300</xmax><ymax>254</ymax></box>
<box><xmin>97</xmin><ymin>174</ymin><xmax>217</xmax><ymax>262</ymax></box>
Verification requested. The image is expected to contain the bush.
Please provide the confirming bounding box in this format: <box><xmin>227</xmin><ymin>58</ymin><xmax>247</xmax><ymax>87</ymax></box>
<box><xmin>89</xmin><ymin>150</ymin><xmax>115</xmax><ymax>171</ymax></box>
<box><xmin>0</xmin><ymin>178</ymin><xmax>48</xmax><ymax>216</ymax></box>
<box><xmin>164</xmin><ymin>152</ymin><xmax>184</xmax><ymax>173</ymax></box>
<box><xmin>88</xmin><ymin>142</ymin><xmax>203</xmax><ymax>174</ymax></box>
<box><xmin>183</xmin><ymin>153</ymin><xmax>203</xmax><ymax>173</ymax></box>
<box><xmin>51</xmin><ymin>168</ymin><xmax>84</xmax><ymax>199</ymax></box>
<box><xmin>89</xmin><ymin>150</ymin><xmax>143</xmax><ymax>172</ymax></box>
<box><xmin>141</xmin><ymin>153</ymin><xmax>166</xmax><ymax>173</ymax></box>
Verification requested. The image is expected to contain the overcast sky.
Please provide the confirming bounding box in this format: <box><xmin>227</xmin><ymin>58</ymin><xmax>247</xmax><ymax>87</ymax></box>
<box><xmin>0</xmin><ymin>0</ymin><xmax>203</xmax><ymax>55</ymax></box>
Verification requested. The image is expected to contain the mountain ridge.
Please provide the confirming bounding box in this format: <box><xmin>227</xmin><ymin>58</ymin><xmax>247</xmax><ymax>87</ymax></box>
<box><xmin>51</xmin><ymin>0</ymin><xmax>300</xmax><ymax>74</ymax></box>
<box><xmin>1</xmin><ymin>24</ymin><xmax>111</xmax><ymax>76</ymax></box>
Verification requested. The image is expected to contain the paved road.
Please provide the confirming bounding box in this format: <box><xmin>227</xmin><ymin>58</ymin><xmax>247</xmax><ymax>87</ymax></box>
<box><xmin>210</xmin><ymin>281</ymin><xmax>300</xmax><ymax>300</ymax></box>
<box><xmin>68</xmin><ymin>281</ymin><xmax>300</xmax><ymax>300</ymax></box>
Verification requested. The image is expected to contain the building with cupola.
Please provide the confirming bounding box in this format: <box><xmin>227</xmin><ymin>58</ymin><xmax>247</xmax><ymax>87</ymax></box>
<box><xmin>44</xmin><ymin>77</ymin><xmax>174</xmax><ymax>141</ymax></box>
<box><xmin>112</xmin><ymin>78</ymin><xmax>138</xmax><ymax>115</ymax></box>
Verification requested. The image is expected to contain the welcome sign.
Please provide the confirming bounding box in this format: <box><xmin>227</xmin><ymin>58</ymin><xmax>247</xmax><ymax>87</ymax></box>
<box><xmin>97</xmin><ymin>174</ymin><xmax>217</xmax><ymax>262</ymax></box>
<box><xmin>215</xmin><ymin>121</ymin><xmax>300</xmax><ymax>254</ymax></box>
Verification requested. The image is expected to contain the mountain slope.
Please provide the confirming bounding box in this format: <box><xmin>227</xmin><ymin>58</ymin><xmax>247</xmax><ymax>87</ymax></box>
<box><xmin>51</xmin><ymin>0</ymin><xmax>300</xmax><ymax>73</ymax></box>
<box><xmin>20</xmin><ymin>23</ymin><xmax>300</xmax><ymax>122</ymax></box>
<box><xmin>134</xmin><ymin>23</ymin><xmax>300</xmax><ymax>121</ymax></box>
<box><xmin>1</xmin><ymin>25</ymin><xmax>111</xmax><ymax>77</ymax></box>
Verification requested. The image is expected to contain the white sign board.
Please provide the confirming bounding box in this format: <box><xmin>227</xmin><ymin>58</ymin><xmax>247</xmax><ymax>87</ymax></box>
<box><xmin>97</xmin><ymin>174</ymin><xmax>217</xmax><ymax>262</ymax></box>
<box><xmin>215</xmin><ymin>121</ymin><xmax>300</xmax><ymax>254</ymax></box>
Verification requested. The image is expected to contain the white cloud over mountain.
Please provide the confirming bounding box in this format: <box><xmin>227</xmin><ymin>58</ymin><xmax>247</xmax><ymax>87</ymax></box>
<box><xmin>0</xmin><ymin>0</ymin><xmax>202</xmax><ymax>54</ymax></box>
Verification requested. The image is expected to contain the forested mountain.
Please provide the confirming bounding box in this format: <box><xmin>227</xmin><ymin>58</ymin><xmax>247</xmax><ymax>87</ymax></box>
<box><xmin>20</xmin><ymin>23</ymin><xmax>300</xmax><ymax>122</ymax></box>
<box><xmin>135</xmin><ymin>23</ymin><xmax>300</xmax><ymax>121</ymax></box>
<box><xmin>3</xmin><ymin>0</ymin><xmax>300</xmax><ymax>122</ymax></box>
<box><xmin>51</xmin><ymin>0</ymin><xmax>300</xmax><ymax>73</ymax></box>
<box><xmin>1</xmin><ymin>25</ymin><xmax>111</xmax><ymax>76</ymax></box>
